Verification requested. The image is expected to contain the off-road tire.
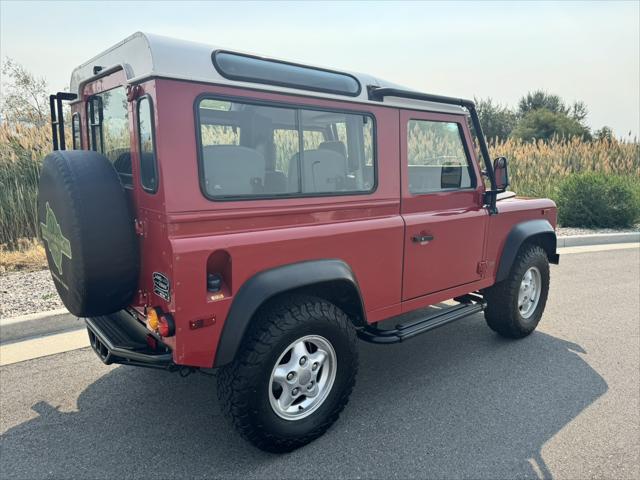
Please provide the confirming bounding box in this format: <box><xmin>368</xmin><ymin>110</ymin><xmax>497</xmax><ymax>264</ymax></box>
<box><xmin>217</xmin><ymin>295</ymin><xmax>358</xmax><ymax>453</ymax></box>
<box><xmin>484</xmin><ymin>244</ymin><xmax>550</xmax><ymax>338</ymax></box>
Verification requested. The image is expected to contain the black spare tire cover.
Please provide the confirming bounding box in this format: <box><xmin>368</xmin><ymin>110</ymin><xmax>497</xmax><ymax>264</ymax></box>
<box><xmin>37</xmin><ymin>150</ymin><xmax>139</xmax><ymax>317</ymax></box>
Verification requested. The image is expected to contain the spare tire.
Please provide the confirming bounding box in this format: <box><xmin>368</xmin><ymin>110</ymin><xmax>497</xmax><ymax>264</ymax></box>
<box><xmin>37</xmin><ymin>150</ymin><xmax>139</xmax><ymax>317</ymax></box>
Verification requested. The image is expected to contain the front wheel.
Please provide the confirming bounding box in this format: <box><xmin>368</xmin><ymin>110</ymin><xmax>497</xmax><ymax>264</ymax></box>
<box><xmin>484</xmin><ymin>244</ymin><xmax>550</xmax><ymax>338</ymax></box>
<box><xmin>217</xmin><ymin>295</ymin><xmax>358</xmax><ymax>452</ymax></box>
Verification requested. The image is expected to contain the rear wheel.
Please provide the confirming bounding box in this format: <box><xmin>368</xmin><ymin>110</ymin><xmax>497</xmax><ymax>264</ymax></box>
<box><xmin>217</xmin><ymin>295</ymin><xmax>358</xmax><ymax>452</ymax></box>
<box><xmin>484</xmin><ymin>244</ymin><xmax>550</xmax><ymax>338</ymax></box>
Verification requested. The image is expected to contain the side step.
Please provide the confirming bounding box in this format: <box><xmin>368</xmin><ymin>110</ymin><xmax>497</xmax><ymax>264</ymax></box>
<box><xmin>357</xmin><ymin>295</ymin><xmax>486</xmax><ymax>344</ymax></box>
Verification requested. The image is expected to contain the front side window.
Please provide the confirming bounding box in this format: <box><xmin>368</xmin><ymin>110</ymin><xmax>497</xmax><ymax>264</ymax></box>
<box><xmin>137</xmin><ymin>96</ymin><xmax>158</xmax><ymax>192</ymax></box>
<box><xmin>407</xmin><ymin>120</ymin><xmax>474</xmax><ymax>194</ymax></box>
<box><xmin>87</xmin><ymin>87</ymin><xmax>132</xmax><ymax>186</ymax></box>
<box><xmin>71</xmin><ymin>113</ymin><xmax>82</xmax><ymax>149</ymax></box>
<box><xmin>197</xmin><ymin>97</ymin><xmax>375</xmax><ymax>199</ymax></box>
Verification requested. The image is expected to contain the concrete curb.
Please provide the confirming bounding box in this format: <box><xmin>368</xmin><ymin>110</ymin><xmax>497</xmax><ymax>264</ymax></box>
<box><xmin>557</xmin><ymin>232</ymin><xmax>639</xmax><ymax>248</ymax></box>
<box><xmin>0</xmin><ymin>309</ymin><xmax>82</xmax><ymax>346</ymax></box>
<box><xmin>0</xmin><ymin>308</ymin><xmax>69</xmax><ymax>327</ymax></box>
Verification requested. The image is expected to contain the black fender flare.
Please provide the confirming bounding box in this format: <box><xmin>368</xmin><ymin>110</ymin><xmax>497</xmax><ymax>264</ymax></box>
<box><xmin>495</xmin><ymin>219</ymin><xmax>559</xmax><ymax>283</ymax></box>
<box><xmin>214</xmin><ymin>259</ymin><xmax>364</xmax><ymax>367</ymax></box>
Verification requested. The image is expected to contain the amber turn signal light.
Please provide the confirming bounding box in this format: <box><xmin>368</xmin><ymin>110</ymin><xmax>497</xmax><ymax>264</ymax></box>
<box><xmin>147</xmin><ymin>307</ymin><xmax>160</xmax><ymax>331</ymax></box>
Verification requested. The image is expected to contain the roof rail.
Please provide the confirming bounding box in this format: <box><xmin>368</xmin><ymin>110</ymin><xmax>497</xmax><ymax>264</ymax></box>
<box><xmin>368</xmin><ymin>87</ymin><xmax>499</xmax><ymax>214</ymax></box>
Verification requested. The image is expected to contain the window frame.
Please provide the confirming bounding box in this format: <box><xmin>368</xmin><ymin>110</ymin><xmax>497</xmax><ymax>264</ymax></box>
<box><xmin>136</xmin><ymin>94</ymin><xmax>159</xmax><ymax>194</ymax></box>
<box><xmin>86</xmin><ymin>95</ymin><xmax>104</xmax><ymax>152</ymax></box>
<box><xmin>405</xmin><ymin>119</ymin><xmax>477</xmax><ymax>196</ymax></box>
<box><xmin>194</xmin><ymin>93</ymin><xmax>378</xmax><ymax>202</ymax></box>
<box><xmin>71</xmin><ymin>112</ymin><xmax>82</xmax><ymax>149</ymax></box>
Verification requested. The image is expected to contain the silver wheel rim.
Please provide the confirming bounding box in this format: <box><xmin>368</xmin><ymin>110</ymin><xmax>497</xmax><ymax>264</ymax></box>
<box><xmin>268</xmin><ymin>335</ymin><xmax>337</xmax><ymax>421</ymax></box>
<box><xmin>518</xmin><ymin>266</ymin><xmax>542</xmax><ymax>319</ymax></box>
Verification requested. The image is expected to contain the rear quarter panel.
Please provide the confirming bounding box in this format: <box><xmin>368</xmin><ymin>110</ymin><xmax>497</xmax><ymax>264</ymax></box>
<box><xmin>150</xmin><ymin>79</ymin><xmax>404</xmax><ymax>367</ymax></box>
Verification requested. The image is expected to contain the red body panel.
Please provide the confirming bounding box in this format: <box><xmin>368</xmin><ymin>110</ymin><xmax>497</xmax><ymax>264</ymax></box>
<box><xmin>73</xmin><ymin>73</ymin><xmax>557</xmax><ymax>368</ymax></box>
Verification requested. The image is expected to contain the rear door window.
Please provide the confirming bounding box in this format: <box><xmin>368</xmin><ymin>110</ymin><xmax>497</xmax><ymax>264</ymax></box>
<box><xmin>71</xmin><ymin>113</ymin><xmax>82</xmax><ymax>149</ymax></box>
<box><xmin>87</xmin><ymin>87</ymin><xmax>132</xmax><ymax>186</ymax></box>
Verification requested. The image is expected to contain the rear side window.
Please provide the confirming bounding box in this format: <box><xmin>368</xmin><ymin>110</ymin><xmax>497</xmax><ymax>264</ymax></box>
<box><xmin>213</xmin><ymin>51</ymin><xmax>361</xmax><ymax>96</ymax></box>
<box><xmin>137</xmin><ymin>96</ymin><xmax>158</xmax><ymax>193</ymax></box>
<box><xmin>407</xmin><ymin>120</ymin><xmax>474</xmax><ymax>194</ymax></box>
<box><xmin>196</xmin><ymin>97</ymin><xmax>375</xmax><ymax>199</ymax></box>
<box><xmin>87</xmin><ymin>87</ymin><xmax>132</xmax><ymax>186</ymax></box>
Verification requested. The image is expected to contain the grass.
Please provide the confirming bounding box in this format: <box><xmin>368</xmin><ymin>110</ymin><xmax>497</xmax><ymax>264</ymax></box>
<box><xmin>0</xmin><ymin>238</ymin><xmax>47</xmax><ymax>274</ymax></box>
<box><xmin>491</xmin><ymin>136</ymin><xmax>640</xmax><ymax>200</ymax></box>
<box><xmin>0</xmin><ymin>122</ymin><xmax>52</xmax><ymax>249</ymax></box>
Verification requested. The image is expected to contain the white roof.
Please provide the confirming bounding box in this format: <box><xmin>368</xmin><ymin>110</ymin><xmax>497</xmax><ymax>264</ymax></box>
<box><xmin>70</xmin><ymin>32</ymin><xmax>466</xmax><ymax>115</ymax></box>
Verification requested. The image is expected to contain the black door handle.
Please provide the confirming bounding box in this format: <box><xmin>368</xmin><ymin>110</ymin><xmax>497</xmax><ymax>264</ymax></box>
<box><xmin>412</xmin><ymin>234</ymin><xmax>434</xmax><ymax>243</ymax></box>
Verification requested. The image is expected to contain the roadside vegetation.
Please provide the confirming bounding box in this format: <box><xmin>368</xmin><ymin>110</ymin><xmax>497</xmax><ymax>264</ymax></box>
<box><xmin>1</xmin><ymin>59</ymin><xmax>639</xmax><ymax>272</ymax></box>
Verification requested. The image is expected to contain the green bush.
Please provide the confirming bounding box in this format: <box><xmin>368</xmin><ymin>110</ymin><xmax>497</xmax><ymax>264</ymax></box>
<box><xmin>557</xmin><ymin>172</ymin><xmax>640</xmax><ymax>228</ymax></box>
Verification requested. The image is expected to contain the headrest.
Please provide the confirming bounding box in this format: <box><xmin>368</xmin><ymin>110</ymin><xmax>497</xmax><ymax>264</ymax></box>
<box><xmin>319</xmin><ymin>141</ymin><xmax>347</xmax><ymax>158</ymax></box>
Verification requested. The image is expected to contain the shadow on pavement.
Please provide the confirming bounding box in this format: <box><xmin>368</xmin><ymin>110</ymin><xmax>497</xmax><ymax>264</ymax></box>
<box><xmin>0</xmin><ymin>316</ymin><xmax>607</xmax><ymax>479</ymax></box>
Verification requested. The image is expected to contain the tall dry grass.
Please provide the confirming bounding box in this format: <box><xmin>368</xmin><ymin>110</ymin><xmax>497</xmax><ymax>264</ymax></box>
<box><xmin>0</xmin><ymin>123</ymin><xmax>55</xmax><ymax>248</ymax></box>
<box><xmin>1</xmin><ymin>121</ymin><xmax>638</xmax><ymax>250</ymax></box>
<box><xmin>492</xmin><ymin>136</ymin><xmax>640</xmax><ymax>199</ymax></box>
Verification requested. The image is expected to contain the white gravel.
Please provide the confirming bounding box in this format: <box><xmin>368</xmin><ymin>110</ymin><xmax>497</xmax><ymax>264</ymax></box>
<box><xmin>0</xmin><ymin>270</ymin><xmax>65</xmax><ymax>319</ymax></box>
<box><xmin>557</xmin><ymin>225</ymin><xmax>639</xmax><ymax>237</ymax></box>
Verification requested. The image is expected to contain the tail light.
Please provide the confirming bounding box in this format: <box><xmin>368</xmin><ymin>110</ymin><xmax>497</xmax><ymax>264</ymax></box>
<box><xmin>146</xmin><ymin>307</ymin><xmax>175</xmax><ymax>337</ymax></box>
<box><xmin>158</xmin><ymin>312</ymin><xmax>175</xmax><ymax>337</ymax></box>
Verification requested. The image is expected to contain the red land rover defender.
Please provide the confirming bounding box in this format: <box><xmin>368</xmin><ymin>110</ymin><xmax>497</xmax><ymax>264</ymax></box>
<box><xmin>39</xmin><ymin>32</ymin><xmax>559</xmax><ymax>452</ymax></box>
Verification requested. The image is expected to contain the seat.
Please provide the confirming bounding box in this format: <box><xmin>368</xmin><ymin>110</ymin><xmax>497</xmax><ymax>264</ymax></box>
<box><xmin>319</xmin><ymin>141</ymin><xmax>347</xmax><ymax>158</ymax></box>
<box><xmin>202</xmin><ymin>145</ymin><xmax>266</xmax><ymax>196</ymax></box>
<box><xmin>113</xmin><ymin>150</ymin><xmax>133</xmax><ymax>187</ymax></box>
<box><xmin>264</xmin><ymin>170</ymin><xmax>287</xmax><ymax>194</ymax></box>
<box><xmin>288</xmin><ymin>148</ymin><xmax>348</xmax><ymax>193</ymax></box>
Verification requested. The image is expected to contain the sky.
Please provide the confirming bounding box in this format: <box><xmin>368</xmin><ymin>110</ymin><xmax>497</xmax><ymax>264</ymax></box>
<box><xmin>1</xmin><ymin>0</ymin><xmax>638</xmax><ymax>137</ymax></box>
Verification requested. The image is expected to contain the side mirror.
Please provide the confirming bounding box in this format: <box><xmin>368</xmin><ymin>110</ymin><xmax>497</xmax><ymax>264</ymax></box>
<box><xmin>493</xmin><ymin>156</ymin><xmax>509</xmax><ymax>192</ymax></box>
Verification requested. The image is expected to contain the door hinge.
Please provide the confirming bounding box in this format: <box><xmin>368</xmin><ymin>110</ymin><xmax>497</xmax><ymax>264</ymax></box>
<box><xmin>477</xmin><ymin>261</ymin><xmax>488</xmax><ymax>276</ymax></box>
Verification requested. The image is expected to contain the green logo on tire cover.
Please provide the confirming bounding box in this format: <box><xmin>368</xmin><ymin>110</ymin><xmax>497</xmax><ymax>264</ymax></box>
<box><xmin>40</xmin><ymin>202</ymin><xmax>72</xmax><ymax>276</ymax></box>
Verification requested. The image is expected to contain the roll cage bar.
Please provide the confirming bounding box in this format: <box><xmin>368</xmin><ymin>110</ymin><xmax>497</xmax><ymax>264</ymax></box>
<box><xmin>367</xmin><ymin>87</ymin><xmax>500</xmax><ymax>214</ymax></box>
<box><xmin>49</xmin><ymin>92</ymin><xmax>78</xmax><ymax>151</ymax></box>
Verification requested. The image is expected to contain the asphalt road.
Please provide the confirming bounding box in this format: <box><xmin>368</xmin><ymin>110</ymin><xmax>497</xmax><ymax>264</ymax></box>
<box><xmin>1</xmin><ymin>247</ymin><xmax>638</xmax><ymax>479</ymax></box>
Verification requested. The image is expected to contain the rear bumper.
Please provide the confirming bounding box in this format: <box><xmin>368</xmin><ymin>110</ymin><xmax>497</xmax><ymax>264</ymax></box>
<box><xmin>86</xmin><ymin>310</ymin><xmax>174</xmax><ymax>369</ymax></box>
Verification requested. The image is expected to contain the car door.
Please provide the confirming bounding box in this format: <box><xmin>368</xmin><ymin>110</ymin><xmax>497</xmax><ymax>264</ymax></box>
<box><xmin>400</xmin><ymin>109</ymin><xmax>488</xmax><ymax>301</ymax></box>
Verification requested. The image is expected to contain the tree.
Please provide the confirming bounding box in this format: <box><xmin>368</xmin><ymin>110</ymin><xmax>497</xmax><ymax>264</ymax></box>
<box><xmin>518</xmin><ymin>90</ymin><xmax>589</xmax><ymax>122</ymax></box>
<box><xmin>569</xmin><ymin>101</ymin><xmax>589</xmax><ymax>123</ymax></box>
<box><xmin>518</xmin><ymin>91</ymin><xmax>566</xmax><ymax>117</ymax></box>
<box><xmin>594</xmin><ymin>126</ymin><xmax>615</xmax><ymax>141</ymax></box>
<box><xmin>513</xmin><ymin>90</ymin><xmax>592</xmax><ymax>141</ymax></box>
<box><xmin>475</xmin><ymin>97</ymin><xmax>517</xmax><ymax>141</ymax></box>
<box><xmin>1</xmin><ymin>58</ymin><xmax>49</xmax><ymax>126</ymax></box>
<box><xmin>511</xmin><ymin>108</ymin><xmax>591</xmax><ymax>142</ymax></box>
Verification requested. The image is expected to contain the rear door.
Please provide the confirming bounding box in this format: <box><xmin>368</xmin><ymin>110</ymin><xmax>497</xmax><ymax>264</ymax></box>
<box><xmin>400</xmin><ymin>109</ymin><xmax>487</xmax><ymax>301</ymax></box>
